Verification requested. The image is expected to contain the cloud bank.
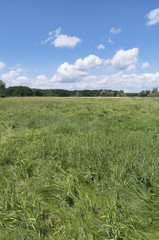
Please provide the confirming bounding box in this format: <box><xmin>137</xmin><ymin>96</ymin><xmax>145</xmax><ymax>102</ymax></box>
<box><xmin>0</xmin><ymin>47</ymin><xmax>157</xmax><ymax>92</ymax></box>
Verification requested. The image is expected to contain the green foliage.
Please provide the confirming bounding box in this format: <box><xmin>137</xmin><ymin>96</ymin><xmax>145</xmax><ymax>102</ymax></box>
<box><xmin>138</xmin><ymin>90</ymin><xmax>150</xmax><ymax>97</ymax></box>
<box><xmin>1</xmin><ymin>97</ymin><xmax>159</xmax><ymax>239</ymax></box>
<box><xmin>126</xmin><ymin>92</ymin><xmax>139</xmax><ymax>97</ymax></box>
<box><xmin>117</xmin><ymin>90</ymin><xmax>125</xmax><ymax>97</ymax></box>
<box><xmin>0</xmin><ymin>80</ymin><xmax>6</xmax><ymax>97</ymax></box>
<box><xmin>149</xmin><ymin>88</ymin><xmax>159</xmax><ymax>97</ymax></box>
<box><xmin>100</xmin><ymin>89</ymin><xmax>116</xmax><ymax>97</ymax></box>
<box><xmin>6</xmin><ymin>86</ymin><xmax>33</xmax><ymax>97</ymax></box>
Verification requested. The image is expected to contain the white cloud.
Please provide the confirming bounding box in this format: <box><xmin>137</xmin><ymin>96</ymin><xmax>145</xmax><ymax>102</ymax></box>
<box><xmin>1</xmin><ymin>64</ymin><xmax>31</xmax><ymax>87</ymax></box>
<box><xmin>146</xmin><ymin>8</ymin><xmax>159</xmax><ymax>26</ymax></box>
<box><xmin>51</xmin><ymin>34</ymin><xmax>81</xmax><ymax>48</ymax></box>
<box><xmin>0</xmin><ymin>62</ymin><xmax>6</xmax><ymax>70</ymax></box>
<box><xmin>16</xmin><ymin>76</ymin><xmax>31</xmax><ymax>85</ymax></box>
<box><xmin>41</xmin><ymin>27</ymin><xmax>81</xmax><ymax>48</ymax></box>
<box><xmin>16</xmin><ymin>76</ymin><xmax>28</xmax><ymax>81</ymax></box>
<box><xmin>40</xmin><ymin>71</ymin><xmax>159</xmax><ymax>92</ymax></box>
<box><xmin>126</xmin><ymin>64</ymin><xmax>136</xmax><ymax>72</ymax></box>
<box><xmin>105</xmin><ymin>48</ymin><xmax>139</xmax><ymax>71</ymax></box>
<box><xmin>2</xmin><ymin>70</ymin><xmax>19</xmax><ymax>80</ymax></box>
<box><xmin>110</xmin><ymin>27</ymin><xmax>122</xmax><ymax>35</ymax></box>
<box><xmin>35</xmin><ymin>75</ymin><xmax>48</xmax><ymax>88</ymax></box>
<box><xmin>97</xmin><ymin>44</ymin><xmax>105</xmax><ymax>49</ymax></box>
<box><xmin>36</xmin><ymin>75</ymin><xmax>48</xmax><ymax>81</ymax></box>
<box><xmin>142</xmin><ymin>62</ymin><xmax>150</xmax><ymax>69</ymax></box>
<box><xmin>52</xmin><ymin>55</ymin><xmax>103</xmax><ymax>82</ymax></box>
<box><xmin>98</xmin><ymin>72</ymin><xmax>159</xmax><ymax>92</ymax></box>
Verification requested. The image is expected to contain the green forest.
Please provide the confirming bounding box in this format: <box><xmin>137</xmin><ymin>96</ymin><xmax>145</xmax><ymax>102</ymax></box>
<box><xmin>1</xmin><ymin>80</ymin><xmax>159</xmax><ymax>98</ymax></box>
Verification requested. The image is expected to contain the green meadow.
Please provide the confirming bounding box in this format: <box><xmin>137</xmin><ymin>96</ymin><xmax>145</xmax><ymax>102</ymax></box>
<box><xmin>1</xmin><ymin>97</ymin><xmax>159</xmax><ymax>240</ymax></box>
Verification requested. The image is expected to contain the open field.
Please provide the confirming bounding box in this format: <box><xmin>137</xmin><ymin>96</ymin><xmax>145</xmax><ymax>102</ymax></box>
<box><xmin>1</xmin><ymin>97</ymin><xmax>159</xmax><ymax>239</ymax></box>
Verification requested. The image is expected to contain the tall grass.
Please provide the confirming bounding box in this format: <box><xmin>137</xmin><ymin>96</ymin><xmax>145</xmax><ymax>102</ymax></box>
<box><xmin>1</xmin><ymin>97</ymin><xmax>159</xmax><ymax>239</ymax></box>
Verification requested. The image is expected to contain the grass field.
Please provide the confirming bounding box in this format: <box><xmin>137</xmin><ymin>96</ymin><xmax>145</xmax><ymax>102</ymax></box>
<box><xmin>1</xmin><ymin>97</ymin><xmax>159</xmax><ymax>239</ymax></box>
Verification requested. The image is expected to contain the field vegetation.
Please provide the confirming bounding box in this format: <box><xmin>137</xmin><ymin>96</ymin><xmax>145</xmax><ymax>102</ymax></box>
<box><xmin>1</xmin><ymin>97</ymin><xmax>159</xmax><ymax>239</ymax></box>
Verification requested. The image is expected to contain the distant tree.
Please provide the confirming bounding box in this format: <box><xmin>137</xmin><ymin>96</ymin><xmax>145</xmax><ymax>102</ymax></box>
<box><xmin>152</xmin><ymin>88</ymin><xmax>158</xmax><ymax>94</ymax></box>
<box><xmin>117</xmin><ymin>90</ymin><xmax>125</xmax><ymax>97</ymax></box>
<box><xmin>100</xmin><ymin>89</ymin><xmax>115</xmax><ymax>97</ymax></box>
<box><xmin>0</xmin><ymin>80</ymin><xmax>6</xmax><ymax>97</ymax></box>
<box><xmin>149</xmin><ymin>88</ymin><xmax>159</xmax><ymax>97</ymax></box>
<box><xmin>138</xmin><ymin>90</ymin><xmax>150</xmax><ymax>97</ymax></box>
<box><xmin>32</xmin><ymin>89</ymin><xmax>43</xmax><ymax>96</ymax></box>
<box><xmin>126</xmin><ymin>92</ymin><xmax>139</xmax><ymax>97</ymax></box>
<box><xmin>6</xmin><ymin>86</ymin><xmax>33</xmax><ymax>97</ymax></box>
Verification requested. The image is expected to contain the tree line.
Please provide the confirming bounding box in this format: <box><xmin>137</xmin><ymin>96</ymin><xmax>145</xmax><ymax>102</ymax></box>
<box><xmin>0</xmin><ymin>80</ymin><xmax>159</xmax><ymax>98</ymax></box>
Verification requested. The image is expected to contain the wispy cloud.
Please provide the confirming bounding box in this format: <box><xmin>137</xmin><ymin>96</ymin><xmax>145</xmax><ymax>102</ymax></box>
<box><xmin>146</xmin><ymin>8</ymin><xmax>159</xmax><ymax>26</ymax></box>
<box><xmin>107</xmin><ymin>37</ymin><xmax>114</xmax><ymax>44</ymax></box>
<box><xmin>110</xmin><ymin>27</ymin><xmax>122</xmax><ymax>35</ymax></box>
<box><xmin>107</xmin><ymin>27</ymin><xmax>121</xmax><ymax>44</ymax></box>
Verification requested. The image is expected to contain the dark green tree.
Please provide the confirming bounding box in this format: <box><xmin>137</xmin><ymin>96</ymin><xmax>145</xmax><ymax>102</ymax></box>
<box><xmin>149</xmin><ymin>88</ymin><xmax>159</xmax><ymax>97</ymax></box>
<box><xmin>100</xmin><ymin>89</ymin><xmax>115</xmax><ymax>97</ymax></box>
<box><xmin>0</xmin><ymin>80</ymin><xmax>6</xmax><ymax>97</ymax></box>
<box><xmin>6</xmin><ymin>86</ymin><xmax>33</xmax><ymax>97</ymax></box>
<box><xmin>138</xmin><ymin>90</ymin><xmax>150</xmax><ymax>97</ymax></box>
<box><xmin>117</xmin><ymin>90</ymin><xmax>125</xmax><ymax>97</ymax></box>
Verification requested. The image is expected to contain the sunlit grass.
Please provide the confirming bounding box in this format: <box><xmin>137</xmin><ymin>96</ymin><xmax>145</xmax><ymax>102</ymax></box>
<box><xmin>1</xmin><ymin>97</ymin><xmax>159</xmax><ymax>239</ymax></box>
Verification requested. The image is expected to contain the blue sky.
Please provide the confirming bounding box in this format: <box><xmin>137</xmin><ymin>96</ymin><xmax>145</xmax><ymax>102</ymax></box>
<box><xmin>0</xmin><ymin>0</ymin><xmax>159</xmax><ymax>92</ymax></box>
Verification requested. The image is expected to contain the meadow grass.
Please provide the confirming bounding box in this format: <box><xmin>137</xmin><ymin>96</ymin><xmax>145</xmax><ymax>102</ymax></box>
<box><xmin>1</xmin><ymin>97</ymin><xmax>159</xmax><ymax>239</ymax></box>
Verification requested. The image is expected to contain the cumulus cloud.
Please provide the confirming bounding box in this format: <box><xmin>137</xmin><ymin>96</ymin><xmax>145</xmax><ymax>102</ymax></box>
<box><xmin>105</xmin><ymin>48</ymin><xmax>139</xmax><ymax>71</ymax></box>
<box><xmin>52</xmin><ymin>34</ymin><xmax>81</xmax><ymax>48</ymax></box>
<box><xmin>142</xmin><ymin>62</ymin><xmax>150</xmax><ymax>69</ymax></box>
<box><xmin>110</xmin><ymin>27</ymin><xmax>122</xmax><ymax>35</ymax></box>
<box><xmin>1</xmin><ymin>64</ymin><xmax>31</xmax><ymax>87</ymax></box>
<box><xmin>146</xmin><ymin>8</ymin><xmax>159</xmax><ymax>26</ymax></box>
<box><xmin>41</xmin><ymin>27</ymin><xmax>81</xmax><ymax>48</ymax></box>
<box><xmin>0</xmin><ymin>62</ymin><xmax>6</xmax><ymax>70</ymax></box>
<box><xmin>52</xmin><ymin>55</ymin><xmax>103</xmax><ymax>83</ymax></box>
<box><xmin>97</xmin><ymin>44</ymin><xmax>105</xmax><ymax>49</ymax></box>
